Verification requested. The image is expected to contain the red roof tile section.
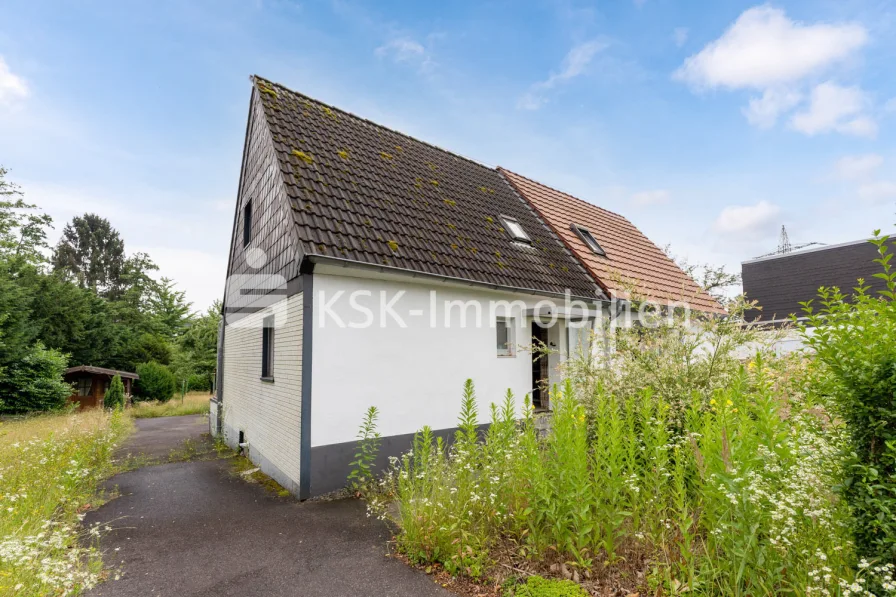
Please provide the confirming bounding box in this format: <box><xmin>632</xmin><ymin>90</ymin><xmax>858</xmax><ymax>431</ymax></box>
<box><xmin>499</xmin><ymin>168</ymin><xmax>725</xmax><ymax>314</ymax></box>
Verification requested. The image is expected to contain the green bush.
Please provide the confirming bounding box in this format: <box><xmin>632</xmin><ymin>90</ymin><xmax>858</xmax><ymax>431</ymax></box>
<box><xmin>504</xmin><ymin>576</ymin><xmax>587</xmax><ymax>597</ymax></box>
<box><xmin>800</xmin><ymin>231</ymin><xmax>896</xmax><ymax>562</ymax></box>
<box><xmin>0</xmin><ymin>343</ymin><xmax>71</xmax><ymax>414</ymax></box>
<box><xmin>104</xmin><ymin>374</ymin><xmax>125</xmax><ymax>410</ymax></box>
<box><xmin>187</xmin><ymin>373</ymin><xmax>212</xmax><ymax>393</ymax></box>
<box><xmin>135</xmin><ymin>361</ymin><xmax>177</xmax><ymax>402</ymax></box>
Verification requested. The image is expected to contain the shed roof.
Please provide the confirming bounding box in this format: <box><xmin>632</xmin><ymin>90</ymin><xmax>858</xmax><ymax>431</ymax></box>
<box><xmin>499</xmin><ymin>168</ymin><xmax>725</xmax><ymax>314</ymax></box>
<box><xmin>64</xmin><ymin>366</ymin><xmax>139</xmax><ymax>379</ymax></box>
<box><xmin>252</xmin><ymin>76</ymin><xmax>601</xmax><ymax>300</ymax></box>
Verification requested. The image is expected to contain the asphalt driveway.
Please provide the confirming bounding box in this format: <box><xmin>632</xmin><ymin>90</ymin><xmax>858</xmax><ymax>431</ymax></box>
<box><xmin>85</xmin><ymin>415</ymin><xmax>450</xmax><ymax>597</ymax></box>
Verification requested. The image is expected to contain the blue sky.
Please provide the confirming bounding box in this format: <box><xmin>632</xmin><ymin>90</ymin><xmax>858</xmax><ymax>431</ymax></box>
<box><xmin>1</xmin><ymin>0</ymin><xmax>895</xmax><ymax>309</ymax></box>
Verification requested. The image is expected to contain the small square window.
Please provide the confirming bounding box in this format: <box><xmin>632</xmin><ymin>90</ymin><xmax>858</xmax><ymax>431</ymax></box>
<box><xmin>499</xmin><ymin>215</ymin><xmax>531</xmax><ymax>244</ymax></box>
<box><xmin>571</xmin><ymin>224</ymin><xmax>606</xmax><ymax>256</ymax></box>
<box><xmin>77</xmin><ymin>377</ymin><xmax>92</xmax><ymax>396</ymax></box>
<box><xmin>243</xmin><ymin>201</ymin><xmax>253</xmax><ymax>248</ymax></box>
<box><xmin>261</xmin><ymin>315</ymin><xmax>275</xmax><ymax>380</ymax></box>
<box><xmin>496</xmin><ymin>317</ymin><xmax>515</xmax><ymax>357</ymax></box>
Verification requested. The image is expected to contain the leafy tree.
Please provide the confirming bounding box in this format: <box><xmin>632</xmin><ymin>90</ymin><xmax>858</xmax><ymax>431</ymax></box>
<box><xmin>112</xmin><ymin>251</ymin><xmax>159</xmax><ymax>304</ymax></box>
<box><xmin>0</xmin><ymin>258</ymin><xmax>36</xmax><ymax>365</ymax></box>
<box><xmin>175</xmin><ymin>300</ymin><xmax>221</xmax><ymax>391</ymax></box>
<box><xmin>135</xmin><ymin>361</ymin><xmax>177</xmax><ymax>402</ymax></box>
<box><xmin>0</xmin><ymin>166</ymin><xmax>53</xmax><ymax>267</ymax></box>
<box><xmin>52</xmin><ymin>213</ymin><xmax>125</xmax><ymax>294</ymax></box>
<box><xmin>28</xmin><ymin>272</ymin><xmax>93</xmax><ymax>355</ymax></box>
<box><xmin>104</xmin><ymin>374</ymin><xmax>125</xmax><ymax>410</ymax></box>
<box><xmin>0</xmin><ymin>167</ymin><xmax>53</xmax><ymax>367</ymax></box>
<box><xmin>799</xmin><ymin>230</ymin><xmax>896</xmax><ymax>561</ymax></box>
<box><xmin>149</xmin><ymin>277</ymin><xmax>194</xmax><ymax>339</ymax></box>
<box><xmin>130</xmin><ymin>333</ymin><xmax>172</xmax><ymax>366</ymax></box>
<box><xmin>0</xmin><ymin>343</ymin><xmax>71</xmax><ymax>414</ymax></box>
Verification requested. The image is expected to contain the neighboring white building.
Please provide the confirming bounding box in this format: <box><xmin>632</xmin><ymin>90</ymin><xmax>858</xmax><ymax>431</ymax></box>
<box><xmin>213</xmin><ymin>77</ymin><xmax>720</xmax><ymax>498</ymax></box>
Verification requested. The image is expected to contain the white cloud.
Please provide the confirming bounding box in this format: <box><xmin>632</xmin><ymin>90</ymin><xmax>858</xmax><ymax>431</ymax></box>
<box><xmin>0</xmin><ymin>56</ymin><xmax>29</xmax><ymax>103</ymax></box>
<box><xmin>673</xmin><ymin>6</ymin><xmax>876</xmax><ymax>135</ymax></box>
<box><xmin>673</xmin><ymin>27</ymin><xmax>689</xmax><ymax>48</ymax></box>
<box><xmin>742</xmin><ymin>88</ymin><xmax>802</xmax><ymax>128</ymax></box>
<box><xmin>713</xmin><ymin>200</ymin><xmax>781</xmax><ymax>239</ymax></box>
<box><xmin>375</xmin><ymin>37</ymin><xmax>434</xmax><ymax>73</ymax></box>
<box><xmin>835</xmin><ymin>154</ymin><xmax>883</xmax><ymax>181</ymax></box>
<box><xmin>858</xmin><ymin>181</ymin><xmax>896</xmax><ymax>203</ymax></box>
<box><xmin>790</xmin><ymin>82</ymin><xmax>876</xmax><ymax>137</ymax></box>
<box><xmin>518</xmin><ymin>39</ymin><xmax>608</xmax><ymax>110</ymax></box>
<box><xmin>674</xmin><ymin>6</ymin><xmax>867</xmax><ymax>90</ymax></box>
<box><xmin>631</xmin><ymin>189</ymin><xmax>670</xmax><ymax>207</ymax></box>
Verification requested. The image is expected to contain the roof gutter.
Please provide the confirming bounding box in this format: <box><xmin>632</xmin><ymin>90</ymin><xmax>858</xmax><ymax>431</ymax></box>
<box><xmin>304</xmin><ymin>254</ymin><xmax>609</xmax><ymax>305</ymax></box>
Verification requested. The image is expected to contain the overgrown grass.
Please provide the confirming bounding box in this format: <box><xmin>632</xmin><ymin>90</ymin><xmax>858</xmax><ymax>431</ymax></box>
<box><xmin>374</xmin><ymin>365</ymin><xmax>896</xmax><ymax>596</ymax></box>
<box><xmin>0</xmin><ymin>409</ymin><xmax>132</xmax><ymax>596</ymax></box>
<box><xmin>129</xmin><ymin>392</ymin><xmax>210</xmax><ymax>418</ymax></box>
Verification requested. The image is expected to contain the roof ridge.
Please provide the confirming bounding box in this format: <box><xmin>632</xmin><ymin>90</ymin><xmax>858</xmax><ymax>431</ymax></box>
<box><xmin>497</xmin><ymin>166</ymin><xmax>631</xmax><ymax>223</ymax></box>
<box><xmin>253</xmin><ymin>75</ymin><xmax>498</xmax><ymax>173</ymax></box>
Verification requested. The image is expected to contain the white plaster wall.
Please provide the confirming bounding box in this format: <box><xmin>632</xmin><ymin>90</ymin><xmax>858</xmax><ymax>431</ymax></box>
<box><xmin>310</xmin><ymin>272</ymin><xmax>585</xmax><ymax>447</ymax></box>
<box><xmin>222</xmin><ymin>293</ymin><xmax>303</xmax><ymax>490</ymax></box>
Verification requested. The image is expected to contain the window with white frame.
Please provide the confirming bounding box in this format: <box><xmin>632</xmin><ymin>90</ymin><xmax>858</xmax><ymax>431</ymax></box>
<box><xmin>496</xmin><ymin>317</ymin><xmax>515</xmax><ymax>356</ymax></box>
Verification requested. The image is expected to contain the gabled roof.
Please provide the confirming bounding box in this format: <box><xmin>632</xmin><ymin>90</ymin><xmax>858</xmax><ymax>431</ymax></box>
<box><xmin>252</xmin><ymin>76</ymin><xmax>601</xmax><ymax>300</ymax></box>
<box><xmin>65</xmin><ymin>366</ymin><xmax>139</xmax><ymax>379</ymax></box>
<box><xmin>500</xmin><ymin>168</ymin><xmax>725</xmax><ymax>314</ymax></box>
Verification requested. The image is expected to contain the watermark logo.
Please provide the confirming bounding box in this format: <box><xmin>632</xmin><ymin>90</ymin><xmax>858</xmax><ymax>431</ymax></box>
<box><xmin>221</xmin><ymin>248</ymin><xmax>694</xmax><ymax>332</ymax></box>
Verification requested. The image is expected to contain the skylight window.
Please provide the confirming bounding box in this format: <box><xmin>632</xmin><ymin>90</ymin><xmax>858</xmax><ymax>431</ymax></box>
<box><xmin>571</xmin><ymin>224</ymin><xmax>606</xmax><ymax>256</ymax></box>
<box><xmin>500</xmin><ymin>215</ymin><xmax>531</xmax><ymax>244</ymax></box>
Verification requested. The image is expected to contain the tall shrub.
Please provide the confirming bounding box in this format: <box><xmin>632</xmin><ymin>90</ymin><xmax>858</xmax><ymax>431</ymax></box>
<box><xmin>0</xmin><ymin>343</ymin><xmax>71</xmax><ymax>414</ymax></box>
<box><xmin>104</xmin><ymin>374</ymin><xmax>125</xmax><ymax>410</ymax></box>
<box><xmin>799</xmin><ymin>231</ymin><xmax>896</xmax><ymax>562</ymax></box>
<box><xmin>135</xmin><ymin>361</ymin><xmax>176</xmax><ymax>402</ymax></box>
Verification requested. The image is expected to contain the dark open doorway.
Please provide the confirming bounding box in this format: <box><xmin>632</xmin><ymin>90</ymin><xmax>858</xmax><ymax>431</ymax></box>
<box><xmin>531</xmin><ymin>322</ymin><xmax>549</xmax><ymax>410</ymax></box>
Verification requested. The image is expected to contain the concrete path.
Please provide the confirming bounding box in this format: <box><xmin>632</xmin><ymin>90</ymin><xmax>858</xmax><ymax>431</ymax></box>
<box><xmin>121</xmin><ymin>414</ymin><xmax>210</xmax><ymax>461</ymax></box>
<box><xmin>85</xmin><ymin>415</ymin><xmax>451</xmax><ymax>597</ymax></box>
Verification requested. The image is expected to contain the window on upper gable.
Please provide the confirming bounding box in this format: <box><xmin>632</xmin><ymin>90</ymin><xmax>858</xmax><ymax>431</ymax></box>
<box><xmin>500</xmin><ymin>215</ymin><xmax>531</xmax><ymax>244</ymax></box>
<box><xmin>243</xmin><ymin>201</ymin><xmax>253</xmax><ymax>248</ymax></box>
<box><xmin>571</xmin><ymin>224</ymin><xmax>606</xmax><ymax>257</ymax></box>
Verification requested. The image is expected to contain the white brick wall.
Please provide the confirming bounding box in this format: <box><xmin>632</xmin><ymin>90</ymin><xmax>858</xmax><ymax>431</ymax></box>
<box><xmin>222</xmin><ymin>293</ymin><xmax>303</xmax><ymax>493</ymax></box>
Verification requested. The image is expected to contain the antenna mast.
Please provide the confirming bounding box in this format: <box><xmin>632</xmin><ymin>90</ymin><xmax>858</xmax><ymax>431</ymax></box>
<box><xmin>754</xmin><ymin>225</ymin><xmax>824</xmax><ymax>258</ymax></box>
<box><xmin>777</xmin><ymin>225</ymin><xmax>792</xmax><ymax>253</ymax></box>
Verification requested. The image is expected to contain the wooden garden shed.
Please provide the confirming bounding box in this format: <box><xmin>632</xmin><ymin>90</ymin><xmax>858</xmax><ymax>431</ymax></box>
<box><xmin>65</xmin><ymin>366</ymin><xmax>139</xmax><ymax>409</ymax></box>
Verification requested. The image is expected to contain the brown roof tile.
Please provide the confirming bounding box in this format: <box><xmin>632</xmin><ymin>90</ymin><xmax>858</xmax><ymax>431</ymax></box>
<box><xmin>253</xmin><ymin>77</ymin><xmax>600</xmax><ymax>299</ymax></box>
<box><xmin>499</xmin><ymin>168</ymin><xmax>725</xmax><ymax>314</ymax></box>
